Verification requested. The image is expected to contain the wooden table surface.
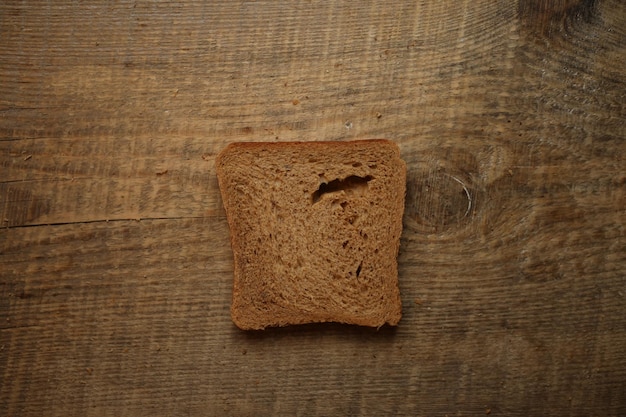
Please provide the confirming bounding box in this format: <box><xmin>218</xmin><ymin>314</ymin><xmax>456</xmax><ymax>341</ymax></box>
<box><xmin>1</xmin><ymin>1</ymin><xmax>624</xmax><ymax>415</ymax></box>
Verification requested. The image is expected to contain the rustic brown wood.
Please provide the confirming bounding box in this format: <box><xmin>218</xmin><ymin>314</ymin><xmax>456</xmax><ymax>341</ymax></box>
<box><xmin>1</xmin><ymin>0</ymin><xmax>624</xmax><ymax>415</ymax></box>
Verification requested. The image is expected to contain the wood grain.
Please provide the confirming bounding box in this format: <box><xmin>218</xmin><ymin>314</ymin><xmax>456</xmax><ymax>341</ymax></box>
<box><xmin>1</xmin><ymin>0</ymin><xmax>625</xmax><ymax>415</ymax></box>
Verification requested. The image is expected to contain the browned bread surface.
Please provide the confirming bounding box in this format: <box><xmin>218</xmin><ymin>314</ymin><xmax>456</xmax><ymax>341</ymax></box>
<box><xmin>216</xmin><ymin>140</ymin><xmax>406</xmax><ymax>330</ymax></box>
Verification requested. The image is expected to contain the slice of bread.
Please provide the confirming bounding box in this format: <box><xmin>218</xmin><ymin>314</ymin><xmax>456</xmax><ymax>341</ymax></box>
<box><xmin>216</xmin><ymin>140</ymin><xmax>406</xmax><ymax>330</ymax></box>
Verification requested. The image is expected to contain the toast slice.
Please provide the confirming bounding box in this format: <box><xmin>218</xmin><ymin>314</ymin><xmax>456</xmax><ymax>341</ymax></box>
<box><xmin>216</xmin><ymin>140</ymin><xmax>406</xmax><ymax>330</ymax></box>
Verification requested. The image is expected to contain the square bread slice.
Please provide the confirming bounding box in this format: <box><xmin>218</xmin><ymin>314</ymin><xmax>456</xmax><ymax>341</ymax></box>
<box><xmin>216</xmin><ymin>140</ymin><xmax>406</xmax><ymax>330</ymax></box>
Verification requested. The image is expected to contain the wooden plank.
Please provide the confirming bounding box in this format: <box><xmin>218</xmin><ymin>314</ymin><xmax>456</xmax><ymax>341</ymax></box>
<box><xmin>1</xmin><ymin>0</ymin><xmax>625</xmax><ymax>416</ymax></box>
<box><xmin>0</xmin><ymin>134</ymin><xmax>224</xmax><ymax>225</ymax></box>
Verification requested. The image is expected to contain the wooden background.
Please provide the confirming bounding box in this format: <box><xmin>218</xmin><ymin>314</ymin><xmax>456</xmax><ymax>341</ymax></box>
<box><xmin>1</xmin><ymin>0</ymin><xmax>624</xmax><ymax>415</ymax></box>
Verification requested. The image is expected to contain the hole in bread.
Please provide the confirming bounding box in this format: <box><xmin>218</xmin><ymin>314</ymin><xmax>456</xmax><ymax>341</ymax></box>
<box><xmin>356</xmin><ymin>262</ymin><xmax>363</xmax><ymax>277</ymax></box>
<box><xmin>311</xmin><ymin>175</ymin><xmax>373</xmax><ymax>204</ymax></box>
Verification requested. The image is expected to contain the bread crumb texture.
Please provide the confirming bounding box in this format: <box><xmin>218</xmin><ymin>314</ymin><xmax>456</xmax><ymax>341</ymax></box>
<box><xmin>216</xmin><ymin>140</ymin><xmax>406</xmax><ymax>330</ymax></box>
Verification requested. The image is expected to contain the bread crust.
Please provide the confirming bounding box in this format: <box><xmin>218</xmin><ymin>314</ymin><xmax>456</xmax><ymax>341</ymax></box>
<box><xmin>217</xmin><ymin>138</ymin><xmax>400</xmax><ymax>155</ymax></box>
<box><xmin>216</xmin><ymin>139</ymin><xmax>406</xmax><ymax>330</ymax></box>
